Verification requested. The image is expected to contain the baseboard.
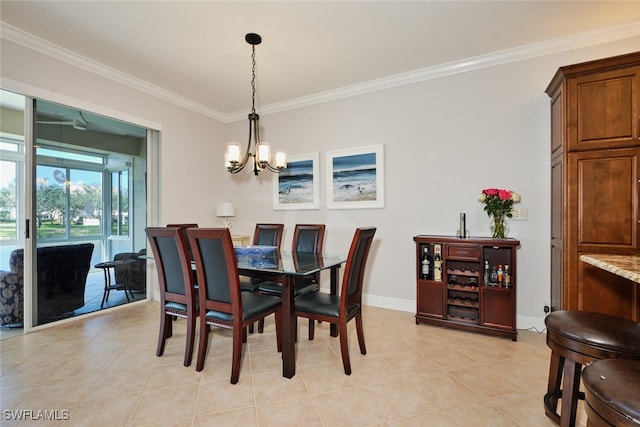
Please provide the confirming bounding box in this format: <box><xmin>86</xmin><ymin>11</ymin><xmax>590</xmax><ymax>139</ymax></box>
<box><xmin>359</xmin><ymin>292</ymin><xmax>547</xmax><ymax>334</ymax></box>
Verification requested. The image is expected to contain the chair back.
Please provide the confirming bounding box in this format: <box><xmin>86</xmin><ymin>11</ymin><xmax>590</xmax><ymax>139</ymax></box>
<box><xmin>293</xmin><ymin>224</ymin><xmax>325</xmax><ymax>253</ymax></box>
<box><xmin>340</xmin><ymin>227</ymin><xmax>376</xmax><ymax>308</ymax></box>
<box><xmin>187</xmin><ymin>228</ymin><xmax>240</xmax><ymax>319</ymax></box>
<box><xmin>253</xmin><ymin>223</ymin><xmax>284</xmax><ymax>249</ymax></box>
<box><xmin>166</xmin><ymin>223</ymin><xmax>199</xmax><ymax>261</ymax></box>
<box><xmin>146</xmin><ymin>227</ymin><xmax>196</xmax><ymax>307</ymax></box>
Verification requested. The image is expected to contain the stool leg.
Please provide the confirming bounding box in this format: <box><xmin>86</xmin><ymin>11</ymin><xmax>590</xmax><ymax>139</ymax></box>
<box><xmin>560</xmin><ymin>358</ymin><xmax>582</xmax><ymax>427</ymax></box>
<box><xmin>546</xmin><ymin>351</ymin><xmax>564</xmax><ymax>416</ymax></box>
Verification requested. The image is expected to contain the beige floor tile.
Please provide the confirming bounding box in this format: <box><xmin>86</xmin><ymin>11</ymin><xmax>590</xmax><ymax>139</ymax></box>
<box><xmin>248</xmin><ymin>348</ymin><xmax>283</xmax><ymax>375</ymax></box>
<box><xmin>405</xmin><ymin>370</ymin><xmax>481</xmax><ymax>410</ymax></box>
<box><xmin>420</xmin><ymin>344</ymin><xmax>480</xmax><ymax>371</ymax></box>
<box><xmin>296</xmin><ymin>342</ymin><xmax>341</xmax><ymax>367</ymax></box>
<box><xmin>362</xmin><ymin>379</ymin><xmax>435</xmax><ymax>420</ymax></box>
<box><xmin>128</xmin><ymin>384</ymin><xmax>199</xmax><ymax>426</ymax></box>
<box><xmin>387</xmin><ymin>411</ymin><xmax>457</xmax><ymax>427</ymax></box>
<box><xmin>252</xmin><ymin>370</ymin><xmax>309</xmax><ymax>404</ymax></box>
<box><xmin>256</xmin><ymin>396</ymin><xmax>322</xmax><ymax>427</ymax></box>
<box><xmin>65</xmin><ymin>393</ymin><xmax>140</xmax><ymax>427</ymax></box>
<box><xmin>194</xmin><ymin>406</ymin><xmax>256</xmax><ymax>426</ymax></box>
<box><xmin>448</xmin><ymin>363</ymin><xmax>521</xmax><ymax>398</ymax></box>
<box><xmin>440</xmin><ymin>400</ymin><xmax>523</xmax><ymax>426</ymax></box>
<box><xmin>312</xmin><ymin>388</ymin><xmax>387</xmax><ymax>426</ymax></box>
<box><xmin>83</xmin><ymin>365</ymin><xmax>155</xmax><ymax>400</ymax></box>
<box><xmin>145</xmin><ymin>363</ymin><xmax>202</xmax><ymax>390</ymax></box>
<box><xmin>299</xmin><ymin>361</ymin><xmax>365</xmax><ymax>394</ymax></box>
<box><xmin>194</xmin><ymin>378</ymin><xmax>254</xmax><ymax>415</ymax></box>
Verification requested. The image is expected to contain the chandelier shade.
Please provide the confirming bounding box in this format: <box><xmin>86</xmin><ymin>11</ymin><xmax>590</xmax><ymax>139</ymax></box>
<box><xmin>225</xmin><ymin>33</ymin><xmax>287</xmax><ymax>176</ymax></box>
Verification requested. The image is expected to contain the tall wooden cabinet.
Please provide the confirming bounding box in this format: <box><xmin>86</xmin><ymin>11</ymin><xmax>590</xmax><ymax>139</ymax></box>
<box><xmin>414</xmin><ymin>236</ymin><xmax>520</xmax><ymax>341</ymax></box>
<box><xmin>546</xmin><ymin>51</ymin><xmax>640</xmax><ymax>321</ymax></box>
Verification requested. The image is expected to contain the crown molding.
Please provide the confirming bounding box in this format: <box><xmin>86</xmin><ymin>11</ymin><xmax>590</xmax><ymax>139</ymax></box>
<box><xmin>3</xmin><ymin>20</ymin><xmax>639</xmax><ymax>124</ymax></box>
<box><xmin>251</xmin><ymin>20</ymin><xmax>640</xmax><ymax>119</ymax></box>
<box><xmin>0</xmin><ymin>23</ymin><xmax>227</xmax><ymax>122</ymax></box>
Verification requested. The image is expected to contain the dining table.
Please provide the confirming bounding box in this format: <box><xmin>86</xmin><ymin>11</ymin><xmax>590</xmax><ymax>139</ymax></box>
<box><xmin>236</xmin><ymin>249</ymin><xmax>346</xmax><ymax>379</ymax></box>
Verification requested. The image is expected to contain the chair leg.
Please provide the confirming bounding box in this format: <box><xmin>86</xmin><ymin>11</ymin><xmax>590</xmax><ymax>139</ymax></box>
<box><xmin>355</xmin><ymin>312</ymin><xmax>366</xmax><ymax>355</ymax></box>
<box><xmin>248</xmin><ymin>323</ymin><xmax>254</xmax><ymax>334</ymax></box>
<box><xmin>156</xmin><ymin>312</ymin><xmax>169</xmax><ymax>357</ymax></box>
<box><xmin>184</xmin><ymin>314</ymin><xmax>196</xmax><ymax>367</ymax></box>
<box><xmin>339</xmin><ymin>320</ymin><xmax>351</xmax><ymax>375</ymax></box>
<box><xmin>195</xmin><ymin>320</ymin><xmax>209</xmax><ymax>372</ymax></box>
<box><xmin>231</xmin><ymin>325</ymin><xmax>244</xmax><ymax>384</ymax></box>
<box><xmin>275</xmin><ymin>310</ymin><xmax>282</xmax><ymax>353</ymax></box>
<box><xmin>258</xmin><ymin>318</ymin><xmax>265</xmax><ymax>333</ymax></box>
<box><xmin>308</xmin><ymin>318</ymin><xmax>315</xmax><ymax>340</ymax></box>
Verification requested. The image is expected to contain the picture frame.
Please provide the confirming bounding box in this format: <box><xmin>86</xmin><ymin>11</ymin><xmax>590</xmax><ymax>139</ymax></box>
<box><xmin>326</xmin><ymin>145</ymin><xmax>384</xmax><ymax>209</ymax></box>
<box><xmin>273</xmin><ymin>153</ymin><xmax>320</xmax><ymax>210</ymax></box>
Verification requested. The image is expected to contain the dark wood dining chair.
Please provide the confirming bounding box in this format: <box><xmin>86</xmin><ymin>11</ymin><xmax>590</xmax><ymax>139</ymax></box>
<box><xmin>187</xmin><ymin>228</ymin><xmax>282</xmax><ymax>383</ymax></box>
<box><xmin>294</xmin><ymin>227</ymin><xmax>376</xmax><ymax>375</ymax></box>
<box><xmin>257</xmin><ymin>224</ymin><xmax>326</xmax><ymax>332</ymax></box>
<box><xmin>145</xmin><ymin>226</ymin><xmax>198</xmax><ymax>367</ymax></box>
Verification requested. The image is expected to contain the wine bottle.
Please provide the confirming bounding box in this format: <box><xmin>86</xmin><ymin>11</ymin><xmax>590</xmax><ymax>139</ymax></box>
<box><xmin>497</xmin><ymin>264</ymin><xmax>504</xmax><ymax>286</ymax></box>
<box><xmin>433</xmin><ymin>245</ymin><xmax>442</xmax><ymax>282</ymax></box>
<box><xmin>504</xmin><ymin>264</ymin><xmax>511</xmax><ymax>288</ymax></box>
<box><xmin>421</xmin><ymin>247</ymin><xmax>433</xmax><ymax>280</ymax></box>
<box><xmin>483</xmin><ymin>260</ymin><xmax>490</xmax><ymax>286</ymax></box>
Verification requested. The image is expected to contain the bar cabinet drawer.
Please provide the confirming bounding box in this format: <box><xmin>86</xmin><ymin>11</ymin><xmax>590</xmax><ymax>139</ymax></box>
<box><xmin>446</xmin><ymin>245</ymin><xmax>479</xmax><ymax>261</ymax></box>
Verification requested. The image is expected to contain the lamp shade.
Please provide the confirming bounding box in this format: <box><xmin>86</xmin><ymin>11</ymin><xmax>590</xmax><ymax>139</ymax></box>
<box><xmin>216</xmin><ymin>202</ymin><xmax>235</xmax><ymax>217</ymax></box>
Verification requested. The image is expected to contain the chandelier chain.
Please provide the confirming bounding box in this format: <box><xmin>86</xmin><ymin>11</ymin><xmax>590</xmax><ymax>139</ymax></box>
<box><xmin>251</xmin><ymin>45</ymin><xmax>256</xmax><ymax>115</ymax></box>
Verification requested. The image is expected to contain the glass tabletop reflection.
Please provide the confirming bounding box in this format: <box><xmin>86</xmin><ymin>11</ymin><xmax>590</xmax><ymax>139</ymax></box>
<box><xmin>235</xmin><ymin>249</ymin><xmax>345</xmax><ymax>276</ymax></box>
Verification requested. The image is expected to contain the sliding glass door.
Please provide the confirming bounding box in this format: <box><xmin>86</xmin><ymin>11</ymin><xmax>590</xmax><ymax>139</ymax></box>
<box><xmin>0</xmin><ymin>90</ymin><xmax>26</xmax><ymax>331</ymax></box>
<box><xmin>0</xmin><ymin>89</ymin><xmax>151</xmax><ymax>330</ymax></box>
<box><xmin>32</xmin><ymin>99</ymin><xmax>149</xmax><ymax>326</ymax></box>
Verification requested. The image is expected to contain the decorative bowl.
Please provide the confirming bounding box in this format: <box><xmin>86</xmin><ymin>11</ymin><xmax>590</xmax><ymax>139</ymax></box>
<box><xmin>233</xmin><ymin>245</ymin><xmax>277</xmax><ymax>257</ymax></box>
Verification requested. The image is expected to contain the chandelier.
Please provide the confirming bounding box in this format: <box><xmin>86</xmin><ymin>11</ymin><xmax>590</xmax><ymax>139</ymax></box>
<box><xmin>225</xmin><ymin>33</ymin><xmax>287</xmax><ymax>175</ymax></box>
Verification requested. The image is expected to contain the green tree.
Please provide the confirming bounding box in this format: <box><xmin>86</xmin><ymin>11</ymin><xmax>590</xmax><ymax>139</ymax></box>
<box><xmin>36</xmin><ymin>183</ymin><xmax>65</xmax><ymax>225</ymax></box>
<box><xmin>70</xmin><ymin>184</ymin><xmax>101</xmax><ymax>222</ymax></box>
<box><xmin>0</xmin><ymin>179</ymin><xmax>16</xmax><ymax>222</ymax></box>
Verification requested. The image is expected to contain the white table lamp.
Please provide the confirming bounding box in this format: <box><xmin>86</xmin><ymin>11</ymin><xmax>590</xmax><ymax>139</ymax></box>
<box><xmin>216</xmin><ymin>202</ymin><xmax>235</xmax><ymax>229</ymax></box>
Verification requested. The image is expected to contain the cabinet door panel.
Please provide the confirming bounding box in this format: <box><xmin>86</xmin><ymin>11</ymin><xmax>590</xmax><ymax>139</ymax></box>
<box><xmin>417</xmin><ymin>282</ymin><xmax>445</xmax><ymax>319</ymax></box>
<box><xmin>568</xmin><ymin>67</ymin><xmax>639</xmax><ymax>151</ymax></box>
<box><xmin>482</xmin><ymin>289</ymin><xmax>513</xmax><ymax>329</ymax></box>
<box><xmin>571</xmin><ymin>148</ymin><xmax>638</xmax><ymax>249</ymax></box>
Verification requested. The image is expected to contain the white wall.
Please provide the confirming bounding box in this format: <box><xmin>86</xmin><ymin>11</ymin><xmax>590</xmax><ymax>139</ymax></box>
<box><xmin>2</xmin><ymin>33</ymin><xmax>639</xmax><ymax>331</ymax></box>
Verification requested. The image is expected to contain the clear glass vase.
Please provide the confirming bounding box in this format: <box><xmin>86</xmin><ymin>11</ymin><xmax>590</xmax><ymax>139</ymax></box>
<box><xmin>490</xmin><ymin>214</ymin><xmax>508</xmax><ymax>239</ymax></box>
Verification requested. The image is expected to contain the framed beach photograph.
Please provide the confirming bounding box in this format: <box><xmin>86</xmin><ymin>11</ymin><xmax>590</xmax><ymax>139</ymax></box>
<box><xmin>326</xmin><ymin>145</ymin><xmax>384</xmax><ymax>209</ymax></box>
<box><xmin>273</xmin><ymin>153</ymin><xmax>320</xmax><ymax>210</ymax></box>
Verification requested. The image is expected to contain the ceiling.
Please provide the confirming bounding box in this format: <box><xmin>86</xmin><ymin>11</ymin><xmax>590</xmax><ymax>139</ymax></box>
<box><xmin>1</xmin><ymin>1</ymin><xmax>639</xmax><ymax>121</ymax></box>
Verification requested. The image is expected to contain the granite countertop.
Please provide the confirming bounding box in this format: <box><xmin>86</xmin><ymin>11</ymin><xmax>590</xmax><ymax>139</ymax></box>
<box><xmin>580</xmin><ymin>254</ymin><xmax>640</xmax><ymax>283</ymax></box>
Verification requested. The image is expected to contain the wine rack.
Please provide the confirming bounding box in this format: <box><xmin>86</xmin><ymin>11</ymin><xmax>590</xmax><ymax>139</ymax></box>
<box><xmin>414</xmin><ymin>235</ymin><xmax>520</xmax><ymax>341</ymax></box>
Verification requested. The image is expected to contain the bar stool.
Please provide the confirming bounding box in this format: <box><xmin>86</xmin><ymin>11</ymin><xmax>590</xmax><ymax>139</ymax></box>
<box><xmin>582</xmin><ymin>359</ymin><xmax>640</xmax><ymax>427</ymax></box>
<box><xmin>544</xmin><ymin>310</ymin><xmax>640</xmax><ymax>427</ymax></box>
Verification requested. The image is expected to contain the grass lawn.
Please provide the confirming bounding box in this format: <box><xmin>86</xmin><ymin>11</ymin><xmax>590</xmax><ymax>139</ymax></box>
<box><xmin>0</xmin><ymin>221</ymin><xmax>105</xmax><ymax>239</ymax></box>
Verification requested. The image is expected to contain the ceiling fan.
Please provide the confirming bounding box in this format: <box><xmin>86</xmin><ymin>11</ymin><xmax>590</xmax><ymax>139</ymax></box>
<box><xmin>37</xmin><ymin>111</ymin><xmax>88</xmax><ymax>130</ymax></box>
<box><xmin>37</xmin><ymin>111</ymin><xmax>87</xmax><ymax>130</ymax></box>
